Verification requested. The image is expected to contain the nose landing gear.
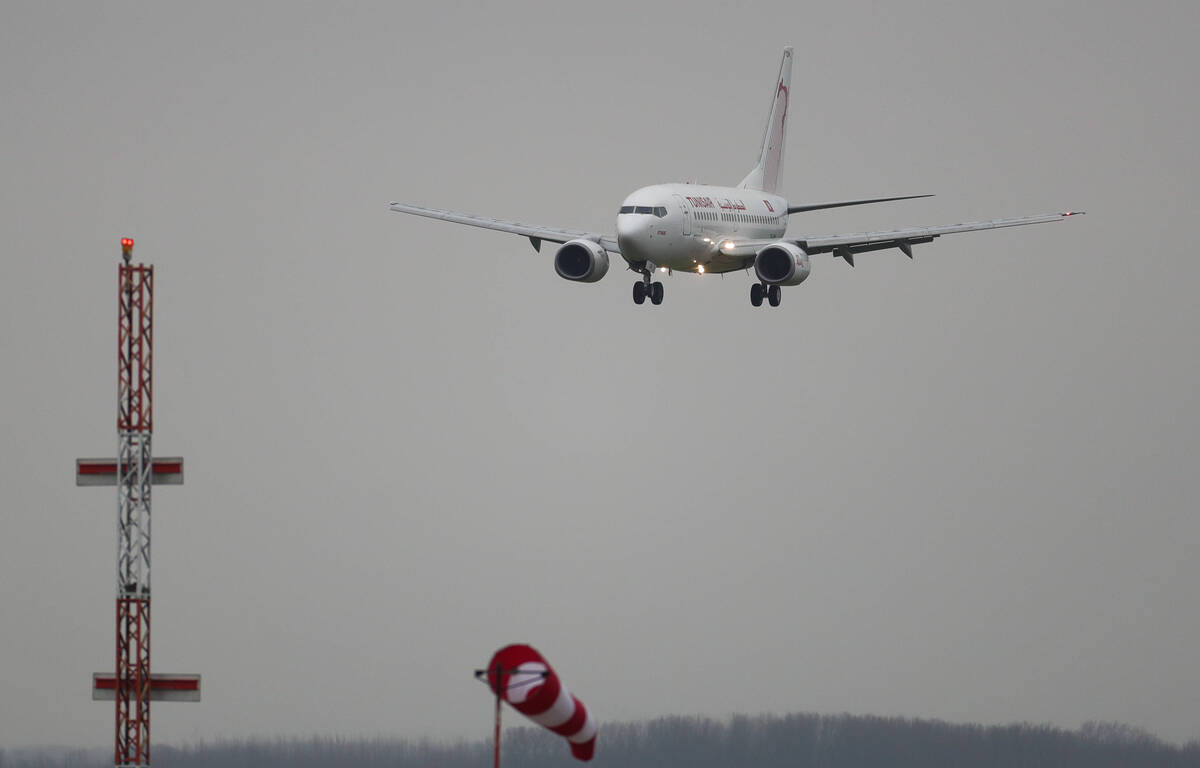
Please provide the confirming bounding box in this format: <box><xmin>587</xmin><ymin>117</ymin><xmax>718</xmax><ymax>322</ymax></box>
<box><xmin>750</xmin><ymin>282</ymin><xmax>782</xmax><ymax>307</ymax></box>
<box><xmin>632</xmin><ymin>266</ymin><xmax>664</xmax><ymax>305</ymax></box>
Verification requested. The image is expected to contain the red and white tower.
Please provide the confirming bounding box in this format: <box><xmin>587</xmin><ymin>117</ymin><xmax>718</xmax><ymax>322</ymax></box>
<box><xmin>76</xmin><ymin>238</ymin><xmax>199</xmax><ymax>768</ymax></box>
<box><xmin>114</xmin><ymin>241</ymin><xmax>154</xmax><ymax>767</ymax></box>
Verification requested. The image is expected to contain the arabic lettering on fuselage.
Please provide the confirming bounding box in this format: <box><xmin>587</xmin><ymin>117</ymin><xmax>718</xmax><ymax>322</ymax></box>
<box><xmin>685</xmin><ymin>196</ymin><xmax>747</xmax><ymax>211</ymax></box>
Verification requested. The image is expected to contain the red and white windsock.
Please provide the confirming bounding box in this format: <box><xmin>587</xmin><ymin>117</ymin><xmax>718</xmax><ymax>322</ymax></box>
<box><xmin>486</xmin><ymin>644</ymin><xmax>597</xmax><ymax>761</ymax></box>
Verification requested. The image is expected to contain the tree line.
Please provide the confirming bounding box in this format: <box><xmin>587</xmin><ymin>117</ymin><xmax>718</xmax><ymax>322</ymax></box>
<box><xmin>6</xmin><ymin>713</ymin><xmax>1200</xmax><ymax>768</ymax></box>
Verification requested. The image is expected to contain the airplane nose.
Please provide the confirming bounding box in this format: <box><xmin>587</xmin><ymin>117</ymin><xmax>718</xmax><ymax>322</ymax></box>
<box><xmin>616</xmin><ymin>213</ymin><xmax>651</xmax><ymax>261</ymax></box>
<box><xmin>616</xmin><ymin>213</ymin><xmax>646</xmax><ymax>239</ymax></box>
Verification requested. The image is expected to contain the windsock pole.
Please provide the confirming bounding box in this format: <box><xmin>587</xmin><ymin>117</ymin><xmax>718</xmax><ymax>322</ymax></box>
<box><xmin>493</xmin><ymin>667</ymin><xmax>502</xmax><ymax>768</ymax></box>
<box><xmin>475</xmin><ymin>664</ymin><xmax>503</xmax><ymax>768</ymax></box>
<box><xmin>474</xmin><ymin>660</ymin><xmax>552</xmax><ymax>768</ymax></box>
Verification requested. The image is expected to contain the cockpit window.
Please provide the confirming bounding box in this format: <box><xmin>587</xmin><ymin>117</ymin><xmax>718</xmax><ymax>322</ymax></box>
<box><xmin>621</xmin><ymin>205</ymin><xmax>668</xmax><ymax>216</ymax></box>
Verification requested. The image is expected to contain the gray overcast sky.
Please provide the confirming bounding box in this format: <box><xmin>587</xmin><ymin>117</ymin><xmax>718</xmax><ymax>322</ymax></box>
<box><xmin>3</xmin><ymin>0</ymin><xmax>1198</xmax><ymax>750</ymax></box>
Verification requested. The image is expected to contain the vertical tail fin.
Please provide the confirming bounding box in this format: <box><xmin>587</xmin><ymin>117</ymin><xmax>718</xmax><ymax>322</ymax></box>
<box><xmin>738</xmin><ymin>47</ymin><xmax>793</xmax><ymax>194</ymax></box>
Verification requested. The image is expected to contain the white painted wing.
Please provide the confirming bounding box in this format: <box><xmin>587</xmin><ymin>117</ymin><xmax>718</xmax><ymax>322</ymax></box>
<box><xmin>797</xmin><ymin>211</ymin><xmax>1084</xmax><ymax>265</ymax></box>
<box><xmin>802</xmin><ymin>211</ymin><xmax>1082</xmax><ymax>249</ymax></box>
<box><xmin>683</xmin><ymin>211</ymin><xmax>1083</xmax><ymax>269</ymax></box>
<box><xmin>389</xmin><ymin>202</ymin><xmax>620</xmax><ymax>255</ymax></box>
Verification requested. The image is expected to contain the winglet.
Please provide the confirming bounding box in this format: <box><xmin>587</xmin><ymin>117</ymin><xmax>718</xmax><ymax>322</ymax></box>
<box><xmin>1061</xmin><ymin>211</ymin><xmax>1085</xmax><ymax>217</ymax></box>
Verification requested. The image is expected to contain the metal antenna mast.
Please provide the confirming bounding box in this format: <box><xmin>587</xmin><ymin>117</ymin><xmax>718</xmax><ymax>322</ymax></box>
<box><xmin>76</xmin><ymin>238</ymin><xmax>199</xmax><ymax>768</ymax></box>
<box><xmin>115</xmin><ymin>239</ymin><xmax>153</xmax><ymax>766</ymax></box>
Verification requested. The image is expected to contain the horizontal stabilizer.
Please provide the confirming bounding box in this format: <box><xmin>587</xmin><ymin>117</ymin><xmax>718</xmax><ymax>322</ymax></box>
<box><xmin>787</xmin><ymin>194</ymin><xmax>933</xmax><ymax>214</ymax></box>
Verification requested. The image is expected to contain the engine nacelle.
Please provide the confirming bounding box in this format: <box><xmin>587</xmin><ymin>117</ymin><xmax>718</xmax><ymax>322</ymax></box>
<box><xmin>754</xmin><ymin>242</ymin><xmax>811</xmax><ymax>286</ymax></box>
<box><xmin>553</xmin><ymin>239</ymin><xmax>610</xmax><ymax>283</ymax></box>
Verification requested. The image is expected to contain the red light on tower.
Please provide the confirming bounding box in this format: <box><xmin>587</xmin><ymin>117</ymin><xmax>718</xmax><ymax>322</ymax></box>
<box><xmin>121</xmin><ymin>238</ymin><xmax>134</xmax><ymax>263</ymax></box>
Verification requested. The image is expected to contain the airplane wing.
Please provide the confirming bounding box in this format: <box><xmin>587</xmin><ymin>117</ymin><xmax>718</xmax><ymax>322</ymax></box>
<box><xmin>798</xmin><ymin>211</ymin><xmax>1084</xmax><ymax>266</ymax></box>
<box><xmin>713</xmin><ymin>211</ymin><xmax>1083</xmax><ymax>267</ymax></box>
<box><xmin>388</xmin><ymin>202</ymin><xmax>620</xmax><ymax>255</ymax></box>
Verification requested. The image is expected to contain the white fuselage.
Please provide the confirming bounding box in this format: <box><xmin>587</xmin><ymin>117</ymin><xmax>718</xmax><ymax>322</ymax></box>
<box><xmin>616</xmin><ymin>183</ymin><xmax>789</xmax><ymax>274</ymax></box>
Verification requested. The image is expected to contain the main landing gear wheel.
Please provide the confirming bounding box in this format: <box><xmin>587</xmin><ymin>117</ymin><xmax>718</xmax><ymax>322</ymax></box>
<box><xmin>633</xmin><ymin>281</ymin><xmax>647</xmax><ymax>304</ymax></box>
<box><xmin>649</xmin><ymin>281</ymin><xmax>664</xmax><ymax>305</ymax></box>
<box><xmin>751</xmin><ymin>283</ymin><xmax>782</xmax><ymax>307</ymax></box>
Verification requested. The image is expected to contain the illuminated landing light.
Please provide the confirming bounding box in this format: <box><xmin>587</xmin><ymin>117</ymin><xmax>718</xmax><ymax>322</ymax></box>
<box><xmin>658</xmin><ymin>267</ymin><xmax>668</xmax><ymax>273</ymax></box>
<box><xmin>697</xmin><ymin>264</ymin><xmax>705</xmax><ymax>274</ymax></box>
<box><xmin>721</xmin><ymin>240</ymin><xmax>735</xmax><ymax>250</ymax></box>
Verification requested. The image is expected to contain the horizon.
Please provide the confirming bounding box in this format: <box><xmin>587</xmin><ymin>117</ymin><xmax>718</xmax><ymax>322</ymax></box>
<box><xmin>5</xmin><ymin>709</ymin><xmax>1196</xmax><ymax>751</ymax></box>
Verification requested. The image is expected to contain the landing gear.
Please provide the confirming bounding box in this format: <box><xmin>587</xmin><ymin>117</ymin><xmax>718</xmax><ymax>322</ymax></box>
<box><xmin>632</xmin><ymin>265</ymin><xmax>664</xmax><ymax>306</ymax></box>
<box><xmin>649</xmin><ymin>281</ymin><xmax>664</xmax><ymax>305</ymax></box>
<box><xmin>750</xmin><ymin>283</ymin><xmax>764</xmax><ymax>307</ymax></box>
<box><xmin>750</xmin><ymin>282</ymin><xmax>782</xmax><ymax>307</ymax></box>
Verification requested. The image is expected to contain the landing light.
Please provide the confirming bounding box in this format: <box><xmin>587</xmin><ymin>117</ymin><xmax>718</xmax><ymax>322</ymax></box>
<box><xmin>658</xmin><ymin>267</ymin><xmax>668</xmax><ymax>273</ymax></box>
<box><xmin>721</xmin><ymin>241</ymin><xmax>735</xmax><ymax>251</ymax></box>
<box><xmin>697</xmin><ymin>265</ymin><xmax>705</xmax><ymax>274</ymax></box>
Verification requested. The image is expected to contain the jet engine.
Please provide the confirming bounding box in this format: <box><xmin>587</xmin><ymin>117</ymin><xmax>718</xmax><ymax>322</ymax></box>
<box><xmin>554</xmin><ymin>239</ymin><xmax>610</xmax><ymax>283</ymax></box>
<box><xmin>754</xmin><ymin>242</ymin><xmax>811</xmax><ymax>286</ymax></box>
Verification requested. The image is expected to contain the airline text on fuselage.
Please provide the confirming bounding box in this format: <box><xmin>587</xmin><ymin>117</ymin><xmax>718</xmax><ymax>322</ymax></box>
<box><xmin>685</xmin><ymin>196</ymin><xmax>751</xmax><ymax>211</ymax></box>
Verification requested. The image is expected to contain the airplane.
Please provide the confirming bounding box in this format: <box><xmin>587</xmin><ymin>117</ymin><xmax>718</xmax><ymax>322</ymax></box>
<box><xmin>390</xmin><ymin>47</ymin><xmax>1082</xmax><ymax>308</ymax></box>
